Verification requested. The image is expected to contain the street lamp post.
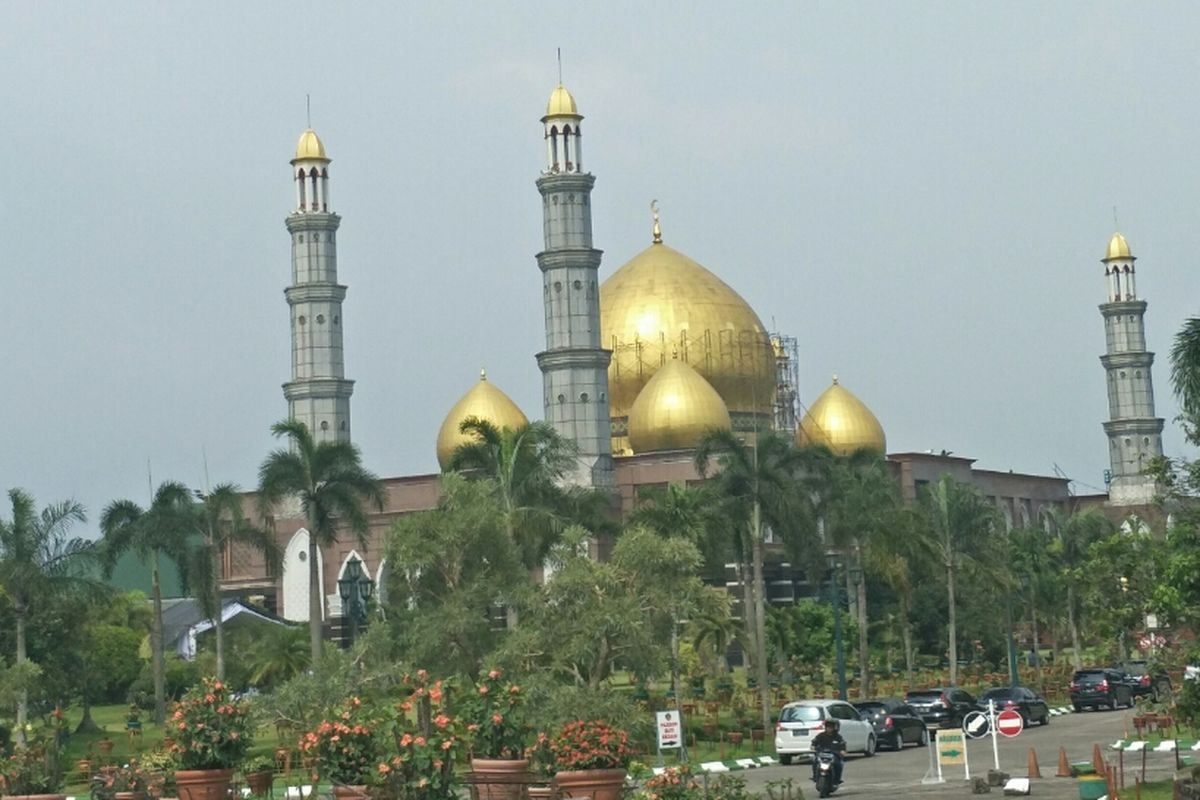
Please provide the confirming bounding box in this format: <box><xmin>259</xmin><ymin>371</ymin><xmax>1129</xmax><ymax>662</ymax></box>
<box><xmin>1005</xmin><ymin>591</ymin><xmax>1019</xmax><ymax>688</ymax></box>
<box><xmin>826</xmin><ymin>552</ymin><xmax>847</xmax><ymax>700</ymax></box>
<box><xmin>337</xmin><ymin>555</ymin><xmax>373</xmax><ymax>648</ymax></box>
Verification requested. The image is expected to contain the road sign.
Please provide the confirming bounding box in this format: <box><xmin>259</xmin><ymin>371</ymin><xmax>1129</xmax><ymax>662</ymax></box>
<box><xmin>656</xmin><ymin>711</ymin><xmax>682</xmax><ymax>749</ymax></box>
<box><xmin>937</xmin><ymin>730</ymin><xmax>967</xmax><ymax>765</ymax></box>
<box><xmin>996</xmin><ymin>709</ymin><xmax>1024</xmax><ymax>738</ymax></box>
<box><xmin>962</xmin><ymin>711</ymin><xmax>990</xmax><ymax>739</ymax></box>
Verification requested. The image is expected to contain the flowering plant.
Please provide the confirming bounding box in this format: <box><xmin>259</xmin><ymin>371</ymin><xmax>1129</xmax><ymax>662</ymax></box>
<box><xmin>168</xmin><ymin>676</ymin><xmax>253</xmax><ymax>770</ymax></box>
<box><xmin>0</xmin><ymin>746</ymin><xmax>63</xmax><ymax>795</ymax></box>
<box><xmin>299</xmin><ymin>698</ymin><xmax>379</xmax><ymax>785</ymax></box>
<box><xmin>92</xmin><ymin>762</ymin><xmax>161</xmax><ymax>800</ymax></box>
<box><xmin>376</xmin><ymin>670</ymin><xmax>466</xmax><ymax>800</ymax></box>
<box><xmin>549</xmin><ymin>720</ymin><xmax>631</xmax><ymax>771</ymax></box>
<box><xmin>463</xmin><ymin>668</ymin><xmax>528</xmax><ymax>759</ymax></box>
<box><xmin>632</xmin><ymin>766</ymin><xmax>698</xmax><ymax>800</ymax></box>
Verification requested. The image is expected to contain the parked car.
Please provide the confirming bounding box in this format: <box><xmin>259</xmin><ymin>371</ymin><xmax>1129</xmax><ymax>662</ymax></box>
<box><xmin>1070</xmin><ymin>668</ymin><xmax>1133</xmax><ymax>711</ymax></box>
<box><xmin>1116</xmin><ymin>661</ymin><xmax>1172</xmax><ymax>702</ymax></box>
<box><xmin>774</xmin><ymin>699</ymin><xmax>877</xmax><ymax>764</ymax></box>
<box><xmin>975</xmin><ymin>686</ymin><xmax>1051</xmax><ymax>726</ymax></box>
<box><xmin>904</xmin><ymin>687</ymin><xmax>976</xmax><ymax>728</ymax></box>
<box><xmin>854</xmin><ymin>699</ymin><xmax>930</xmax><ymax>751</ymax></box>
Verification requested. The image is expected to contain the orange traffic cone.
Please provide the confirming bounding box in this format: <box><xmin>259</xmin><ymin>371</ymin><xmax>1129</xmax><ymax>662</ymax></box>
<box><xmin>1057</xmin><ymin>746</ymin><xmax>1071</xmax><ymax>777</ymax></box>
<box><xmin>1028</xmin><ymin>748</ymin><xmax>1042</xmax><ymax>779</ymax></box>
<box><xmin>1093</xmin><ymin>743</ymin><xmax>1106</xmax><ymax>775</ymax></box>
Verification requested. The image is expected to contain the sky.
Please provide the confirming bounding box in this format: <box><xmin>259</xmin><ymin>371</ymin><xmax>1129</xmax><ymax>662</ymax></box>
<box><xmin>4</xmin><ymin>2</ymin><xmax>1200</xmax><ymax>537</ymax></box>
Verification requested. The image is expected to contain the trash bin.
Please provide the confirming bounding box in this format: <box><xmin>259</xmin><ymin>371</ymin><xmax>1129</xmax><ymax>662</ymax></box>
<box><xmin>1076</xmin><ymin>774</ymin><xmax>1106</xmax><ymax>800</ymax></box>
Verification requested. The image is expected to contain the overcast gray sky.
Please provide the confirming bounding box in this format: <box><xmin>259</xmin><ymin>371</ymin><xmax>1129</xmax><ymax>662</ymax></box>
<box><xmin>5</xmin><ymin>2</ymin><xmax>1199</xmax><ymax>536</ymax></box>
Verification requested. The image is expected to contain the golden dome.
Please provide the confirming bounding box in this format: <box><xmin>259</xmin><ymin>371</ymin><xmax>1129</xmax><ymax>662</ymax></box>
<box><xmin>436</xmin><ymin>371</ymin><xmax>529</xmax><ymax>469</ymax></box>
<box><xmin>544</xmin><ymin>84</ymin><xmax>580</xmax><ymax>118</ymax></box>
<box><xmin>600</xmin><ymin>242</ymin><xmax>775</xmax><ymax>454</ymax></box>
<box><xmin>1104</xmin><ymin>232</ymin><xmax>1133</xmax><ymax>261</ymax></box>
<box><xmin>796</xmin><ymin>376</ymin><xmax>886</xmax><ymax>456</ymax></box>
<box><xmin>293</xmin><ymin>128</ymin><xmax>329</xmax><ymax>162</ymax></box>
<box><xmin>628</xmin><ymin>359</ymin><xmax>732</xmax><ymax>453</ymax></box>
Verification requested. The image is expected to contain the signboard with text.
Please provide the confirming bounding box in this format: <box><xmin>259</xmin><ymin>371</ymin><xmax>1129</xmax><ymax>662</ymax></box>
<box><xmin>656</xmin><ymin>711</ymin><xmax>682</xmax><ymax>750</ymax></box>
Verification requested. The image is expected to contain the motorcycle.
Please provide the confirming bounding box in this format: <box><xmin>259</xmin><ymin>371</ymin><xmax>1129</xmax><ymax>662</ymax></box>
<box><xmin>813</xmin><ymin>749</ymin><xmax>839</xmax><ymax>797</ymax></box>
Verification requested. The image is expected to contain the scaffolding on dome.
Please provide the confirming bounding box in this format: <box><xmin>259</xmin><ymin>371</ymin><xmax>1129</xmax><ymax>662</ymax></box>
<box><xmin>769</xmin><ymin>334</ymin><xmax>800</xmax><ymax>436</ymax></box>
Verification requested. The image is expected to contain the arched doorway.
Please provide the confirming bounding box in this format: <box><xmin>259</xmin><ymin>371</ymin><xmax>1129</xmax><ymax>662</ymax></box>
<box><xmin>282</xmin><ymin>528</ymin><xmax>325</xmax><ymax>622</ymax></box>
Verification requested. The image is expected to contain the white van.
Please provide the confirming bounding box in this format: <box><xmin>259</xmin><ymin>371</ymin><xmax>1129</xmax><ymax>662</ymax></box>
<box><xmin>774</xmin><ymin>699</ymin><xmax>876</xmax><ymax>764</ymax></box>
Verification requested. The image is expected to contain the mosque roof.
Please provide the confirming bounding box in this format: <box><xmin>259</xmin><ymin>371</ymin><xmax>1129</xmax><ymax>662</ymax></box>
<box><xmin>436</xmin><ymin>371</ymin><xmax>529</xmax><ymax>468</ymax></box>
<box><xmin>1105</xmin><ymin>232</ymin><xmax>1133</xmax><ymax>261</ymax></box>
<box><xmin>628</xmin><ymin>359</ymin><xmax>731</xmax><ymax>453</ymax></box>
<box><xmin>293</xmin><ymin>128</ymin><xmax>329</xmax><ymax>161</ymax></box>
<box><xmin>796</xmin><ymin>376</ymin><xmax>887</xmax><ymax>456</ymax></box>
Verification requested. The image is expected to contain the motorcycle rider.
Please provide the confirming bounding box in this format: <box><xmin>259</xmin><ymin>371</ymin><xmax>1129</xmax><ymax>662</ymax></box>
<box><xmin>810</xmin><ymin>718</ymin><xmax>848</xmax><ymax>786</ymax></box>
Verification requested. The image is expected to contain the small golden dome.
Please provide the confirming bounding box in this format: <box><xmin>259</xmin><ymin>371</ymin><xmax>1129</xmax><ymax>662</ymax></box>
<box><xmin>601</xmin><ymin>242</ymin><xmax>775</xmax><ymax>454</ymax></box>
<box><xmin>544</xmin><ymin>84</ymin><xmax>580</xmax><ymax>118</ymax></box>
<box><xmin>628</xmin><ymin>359</ymin><xmax>732</xmax><ymax>453</ymax></box>
<box><xmin>436</xmin><ymin>371</ymin><xmax>529</xmax><ymax>469</ymax></box>
<box><xmin>796</xmin><ymin>376</ymin><xmax>887</xmax><ymax>456</ymax></box>
<box><xmin>293</xmin><ymin>128</ymin><xmax>329</xmax><ymax>162</ymax></box>
<box><xmin>1105</xmin><ymin>232</ymin><xmax>1133</xmax><ymax>261</ymax></box>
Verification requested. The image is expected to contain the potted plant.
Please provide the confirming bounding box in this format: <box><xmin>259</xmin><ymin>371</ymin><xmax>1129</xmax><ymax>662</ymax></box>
<box><xmin>135</xmin><ymin>750</ymin><xmax>174</xmax><ymax>799</ymax></box>
<box><xmin>465</xmin><ymin>669</ymin><xmax>529</xmax><ymax>800</ymax></box>
<box><xmin>630</xmin><ymin>766</ymin><xmax>698</xmax><ymax>800</ymax></box>
<box><xmin>92</xmin><ymin>763</ymin><xmax>154</xmax><ymax>800</ymax></box>
<box><xmin>241</xmin><ymin>756</ymin><xmax>276</xmax><ymax>798</ymax></box>
<box><xmin>548</xmin><ymin>720</ymin><xmax>631</xmax><ymax>800</ymax></box>
<box><xmin>168</xmin><ymin>677</ymin><xmax>252</xmax><ymax>800</ymax></box>
<box><xmin>299</xmin><ymin>698</ymin><xmax>378</xmax><ymax>800</ymax></box>
<box><xmin>376</xmin><ymin>670</ymin><xmax>465</xmax><ymax>800</ymax></box>
<box><xmin>0</xmin><ymin>746</ymin><xmax>65</xmax><ymax>800</ymax></box>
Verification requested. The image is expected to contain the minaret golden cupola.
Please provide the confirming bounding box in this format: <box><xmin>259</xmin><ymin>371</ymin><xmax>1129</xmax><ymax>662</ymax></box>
<box><xmin>796</xmin><ymin>376</ymin><xmax>886</xmax><ymax>456</ymax></box>
<box><xmin>628</xmin><ymin>358</ymin><xmax>731</xmax><ymax>454</ymax></box>
<box><xmin>436</xmin><ymin>370</ymin><xmax>530</xmax><ymax>469</ymax></box>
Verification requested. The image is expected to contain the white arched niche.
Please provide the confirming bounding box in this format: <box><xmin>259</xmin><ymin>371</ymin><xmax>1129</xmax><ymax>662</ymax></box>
<box><xmin>282</xmin><ymin>528</ymin><xmax>325</xmax><ymax>622</ymax></box>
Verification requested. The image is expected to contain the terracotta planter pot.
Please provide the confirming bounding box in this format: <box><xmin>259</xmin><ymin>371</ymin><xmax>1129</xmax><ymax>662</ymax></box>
<box><xmin>245</xmin><ymin>770</ymin><xmax>274</xmax><ymax>797</ymax></box>
<box><xmin>98</xmin><ymin>739</ymin><xmax>116</xmax><ymax>756</ymax></box>
<box><xmin>528</xmin><ymin>786</ymin><xmax>554</xmax><ymax>800</ymax></box>
<box><xmin>331</xmin><ymin>786</ymin><xmax>370</xmax><ymax>800</ymax></box>
<box><xmin>175</xmin><ymin>768</ymin><xmax>235</xmax><ymax>800</ymax></box>
<box><xmin>470</xmin><ymin>758</ymin><xmax>530</xmax><ymax>800</ymax></box>
<box><xmin>1</xmin><ymin>794</ymin><xmax>67</xmax><ymax>800</ymax></box>
<box><xmin>113</xmin><ymin>792</ymin><xmax>147</xmax><ymax>800</ymax></box>
<box><xmin>552</xmin><ymin>769</ymin><xmax>627</xmax><ymax>800</ymax></box>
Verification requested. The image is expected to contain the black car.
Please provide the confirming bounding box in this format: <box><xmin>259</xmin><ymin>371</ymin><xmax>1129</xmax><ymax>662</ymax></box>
<box><xmin>1070</xmin><ymin>668</ymin><xmax>1133</xmax><ymax>711</ymax></box>
<box><xmin>854</xmin><ymin>699</ymin><xmax>930</xmax><ymax>751</ymax></box>
<box><xmin>905</xmin><ymin>687</ymin><xmax>976</xmax><ymax>728</ymax></box>
<box><xmin>975</xmin><ymin>686</ymin><xmax>1051</xmax><ymax>727</ymax></box>
<box><xmin>1117</xmin><ymin>661</ymin><xmax>1172</xmax><ymax>702</ymax></box>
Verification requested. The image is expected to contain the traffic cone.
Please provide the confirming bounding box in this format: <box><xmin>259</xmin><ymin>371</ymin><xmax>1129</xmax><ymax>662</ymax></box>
<box><xmin>1057</xmin><ymin>746</ymin><xmax>1071</xmax><ymax>777</ymax></box>
<box><xmin>1093</xmin><ymin>742</ymin><xmax>1106</xmax><ymax>774</ymax></box>
<box><xmin>1028</xmin><ymin>747</ymin><xmax>1042</xmax><ymax>779</ymax></box>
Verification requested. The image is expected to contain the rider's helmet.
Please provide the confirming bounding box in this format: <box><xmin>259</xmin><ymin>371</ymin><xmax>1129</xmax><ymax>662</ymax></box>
<box><xmin>825</xmin><ymin>718</ymin><xmax>839</xmax><ymax>732</ymax></box>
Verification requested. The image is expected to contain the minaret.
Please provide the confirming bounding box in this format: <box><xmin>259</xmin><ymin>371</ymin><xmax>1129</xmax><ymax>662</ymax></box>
<box><xmin>283</xmin><ymin>129</ymin><xmax>353</xmax><ymax>442</ymax></box>
<box><xmin>1099</xmin><ymin>232</ymin><xmax>1164</xmax><ymax>505</ymax></box>
<box><xmin>534</xmin><ymin>84</ymin><xmax>614</xmax><ymax>488</ymax></box>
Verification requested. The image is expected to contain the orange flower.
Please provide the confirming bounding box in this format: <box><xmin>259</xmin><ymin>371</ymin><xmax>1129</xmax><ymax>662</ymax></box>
<box><xmin>488</xmin><ymin>669</ymin><xmax>501</xmax><ymax>680</ymax></box>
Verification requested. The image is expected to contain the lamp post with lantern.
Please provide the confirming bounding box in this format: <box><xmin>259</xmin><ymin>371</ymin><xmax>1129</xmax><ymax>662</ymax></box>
<box><xmin>337</xmin><ymin>555</ymin><xmax>374</xmax><ymax>647</ymax></box>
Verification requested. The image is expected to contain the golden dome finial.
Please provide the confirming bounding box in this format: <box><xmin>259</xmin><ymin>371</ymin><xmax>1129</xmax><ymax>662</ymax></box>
<box><xmin>1105</xmin><ymin>231</ymin><xmax>1134</xmax><ymax>261</ymax></box>
<box><xmin>480</xmin><ymin>368</ymin><xmax>487</xmax><ymax>381</ymax></box>
<box><xmin>651</xmin><ymin>199</ymin><xmax>662</xmax><ymax>244</ymax></box>
<box><xmin>293</xmin><ymin>128</ymin><xmax>329</xmax><ymax>162</ymax></box>
<box><xmin>832</xmin><ymin>373</ymin><xmax>839</xmax><ymax>385</ymax></box>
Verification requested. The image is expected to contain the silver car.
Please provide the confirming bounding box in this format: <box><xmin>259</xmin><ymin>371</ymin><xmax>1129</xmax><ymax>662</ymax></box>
<box><xmin>774</xmin><ymin>699</ymin><xmax>877</xmax><ymax>764</ymax></box>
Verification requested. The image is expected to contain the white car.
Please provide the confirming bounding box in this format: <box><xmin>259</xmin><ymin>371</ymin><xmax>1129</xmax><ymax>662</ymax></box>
<box><xmin>774</xmin><ymin>699</ymin><xmax>877</xmax><ymax>764</ymax></box>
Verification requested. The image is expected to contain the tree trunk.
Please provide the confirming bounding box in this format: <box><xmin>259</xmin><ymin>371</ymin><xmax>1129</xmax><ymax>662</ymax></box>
<box><xmin>900</xmin><ymin>594</ymin><xmax>915</xmax><ymax>692</ymax></box>
<box><xmin>16</xmin><ymin>607</ymin><xmax>27</xmax><ymax>747</ymax></box>
<box><xmin>151</xmin><ymin>555</ymin><xmax>166</xmax><ymax>725</ymax></box>
<box><xmin>75</xmin><ymin>694</ymin><xmax>102</xmax><ymax>734</ymax></box>
<box><xmin>1030</xmin><ymin>596</ymin><xmax>1042</xmax><ymax>686</ymax></box>
<box><xmin>213</xmin><ymin>541</ymin><xmax>226</xmax><ymax>680</ymax></box>
<box><xmin>946</xmin><ymin>562</ymin><xmax>958</xmax><ymax>686</ymax></box>
<box><xmin>857</xmin><ymin>572</ymin><xmax>870</xmax><ymax>699</ymax></box>
<box><xmin>738</xmin><ymin>560</ymin><xmax>757</xmax><ymax>677</ymax></box>
<box><xmin>750</xmin><ymin>503</ymin><xmax>771</xmax><ymax>732</ymax></box>
<box><xmin>1067</xmin><ymin>584</ymin><xmax>1083</xmax><ymax>669</ymax></box>
<box><xmin>308</xmin><ymin>535</ymin><xmax>323</xmax><ymax>664</ymax></box>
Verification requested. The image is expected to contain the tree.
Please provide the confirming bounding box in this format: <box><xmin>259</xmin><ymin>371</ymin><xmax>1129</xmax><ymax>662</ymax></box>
<box><xmin>923</xmin><ymin>475</ymin><xmax>998</xmax><ymax>686</ymax></box>
<box><xmin>0</xmin><ymin>489</ymin><xmax>92</xmax><ymax>739</ymax></box>
<box><xmin>449</xmin><ymin>418</ymin><xmax>603</xmax><ymax>568</ymax></box>
<box><xmin>384</xmin><ymin>474</ymin><xmax>528</xmax><ymax>677</ymax></box>
<box><xmin>1171</xmin><ymin>316</ymin><xmax>1200</xmax><ymax>436</ymax></box>
<box><xmin>99</xmin><ymin>481</ymin><xmax>194</xmax><ymax>724</ymax></box>
<box><xmin>247</xmin><ymin>624</ymin><xmax>310</xmax><ymax>687</ymax></box>
<box><xmin>257</xmin><ymin>419</ymin><xmax>384</xmax><ymax>663</ymax></box>
<box><xmin>866</xmin><ymin>506</ymin><xmax>934</xmax><ymax>690</ymax></box>
<box><xmin>695</xmin><ymin>429</ymin><xmax>819</xmax><ymax>729</ymax></box>
<box><xmin>182</xmin><ymin>484</ymin><xmax>281</xmax><ymax>680</ymax></box>
<box><xmin>1044</xmin><ymin>509</ymin><xmax>1114</xmax><ymax>668</ymax></box>
<box><xmin>630</xmin><ymin>482</ymin><xmax>732</xmax><ymax>575</ymax></box>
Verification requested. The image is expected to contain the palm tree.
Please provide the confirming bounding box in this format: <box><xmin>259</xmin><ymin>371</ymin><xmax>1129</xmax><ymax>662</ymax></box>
<box><xmin>183</xmin><ymin>484</ymin><xmax>282</xmax><ymax>680</ymax></box>
<box><xmin>248</xmin><ymin>624</ymin><xmax>310</xmax><ymax>687</ymax></box>
<box><xmin>257</xmin><ymin>419</ymin><xmax>384</xmax><ymax>663</ymax></box>
<box><xmin>924</xmin><ymin>475</ymin><xmax>998</xmax><ymax>686</ymax></box>
<box><xmin>630</xmin><ymin>482</ymin><xmax>731</xmax><ymax>573</ymax></box>
<box><xmin>99</xmin><ymin>481</ymin><xmax>193</xmax><ymax>724</ymax></box>
<box><xmin>1046</xmin><ymin>508</ymin><xmax>1114</xmax><ymax>668</ymax></box>
<box><xmin>449</xmin><ymin>418</ymin><xmax>598</xmax><ymax>568</ymax></box>
<box><xmin>1171</xmin><ymin>316</ymin><xmax>1200</xmax><ymax>439</ymax></box>
<box><xmin>695</xmin><ymin>429</ymin><xmax>818</xmax><ymax>729</ymax></box>
<box><xmin>866</xmin><ymin>506</ymin><xmax>934</xmax><ymax>690</ymax></box>
<box><xmin>0</xmin><ymin>489</ymin><xmax>92</xmax><ymax>740</ymax></box>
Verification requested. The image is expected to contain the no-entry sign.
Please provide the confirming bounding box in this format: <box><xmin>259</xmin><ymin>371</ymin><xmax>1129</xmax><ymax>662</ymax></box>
<box><xmin>996</xmin><ymin>709</ymin><xmax>1024</xmax><ymax>738</ymax></box>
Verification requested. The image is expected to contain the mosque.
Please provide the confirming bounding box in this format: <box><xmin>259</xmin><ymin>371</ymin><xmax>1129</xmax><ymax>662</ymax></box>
<box><xmin>221</xmin><ymin>83</ymin><xmax>1165</xmax><ymax>631</ymax></box>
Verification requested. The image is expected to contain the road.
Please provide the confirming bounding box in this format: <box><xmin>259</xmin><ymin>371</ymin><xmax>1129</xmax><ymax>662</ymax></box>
<box><xmin>721</xmin><ymin>709</ymin><xmax>1182</xmax><ymax>798</ymax></box>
